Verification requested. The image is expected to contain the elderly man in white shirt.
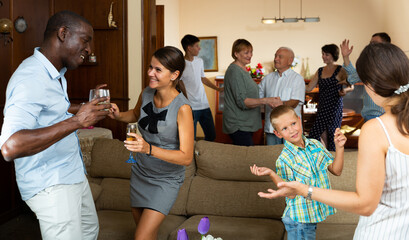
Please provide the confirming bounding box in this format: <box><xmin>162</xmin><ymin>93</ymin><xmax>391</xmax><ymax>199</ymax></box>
<box><xmin>259</xmin><ymin>47</ymin><xmax>305</xmax><ymax>145</ymax></box>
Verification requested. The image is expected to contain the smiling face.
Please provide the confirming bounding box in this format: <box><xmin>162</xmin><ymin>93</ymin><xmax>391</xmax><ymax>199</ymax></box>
<box><xmin>234</xmin><ymin>46</ymin><xmax>253</xmax><ymax>66</ymax></box>
<box><xmin>273</xmin><ymin>111</ymin><xmax>304</xmax><ymax>147</ymax></box>
<box><xmin>61</xmin><ymin>21</ymin><xmax>93</xmax><ymax>70</ymax></box>
<box><xmin>147</xmin><ymin>56</ymin><xmax>179</xmax><ymax>90</ymax></box>
<box><xmin>322</xmin><ymin>51</ymin><xmax>334</xmax><ymax>65</ymax></box>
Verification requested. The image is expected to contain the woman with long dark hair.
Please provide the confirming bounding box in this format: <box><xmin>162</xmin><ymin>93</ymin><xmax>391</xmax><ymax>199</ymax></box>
<box><xmin>109</xmin><ymin>46</ymin><xmax>194</xmax><ymax>240</ymax></box>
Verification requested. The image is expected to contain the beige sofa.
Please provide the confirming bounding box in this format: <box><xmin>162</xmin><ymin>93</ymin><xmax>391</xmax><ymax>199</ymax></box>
<box><xmin>87</xmin><ymin>138</ymin><xmax>359</xmax><ymax>240</ymax></box>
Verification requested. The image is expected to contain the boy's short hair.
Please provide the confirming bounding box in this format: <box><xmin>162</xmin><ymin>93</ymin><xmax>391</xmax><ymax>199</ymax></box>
<box><xmin>181</xmin><ymin>34</ymin><xmax>200</xmax><ymax>51</ymax></box>
<box><xmin>270</xmin><ymin>105</ymin><xmax>298</xmax><ymax>130</ymax></box>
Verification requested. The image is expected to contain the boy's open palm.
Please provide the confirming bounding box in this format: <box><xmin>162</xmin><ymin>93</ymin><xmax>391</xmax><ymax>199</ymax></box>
<box><xmin>250</xmin><ymin>164</ymin><xmax>272</xmax><ymax>176</ymax></box>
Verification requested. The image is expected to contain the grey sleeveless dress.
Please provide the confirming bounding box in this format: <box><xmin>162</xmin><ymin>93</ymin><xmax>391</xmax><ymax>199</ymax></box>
<box><xmin>130</xmin><ymin>87</ymin><xmax>190</xmax><ymax>215</ymax></box>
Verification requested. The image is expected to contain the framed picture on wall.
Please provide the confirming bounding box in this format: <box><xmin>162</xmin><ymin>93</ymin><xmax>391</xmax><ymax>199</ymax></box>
<box><xmin>198</xmin><ymin>36</ymin><xmax>218</xmax><ymax>72</ymax></box>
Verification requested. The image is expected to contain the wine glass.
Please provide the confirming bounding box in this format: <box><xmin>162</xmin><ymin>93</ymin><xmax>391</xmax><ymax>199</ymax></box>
<box><xmin>125</xmin><ymin>123</ymin><xmax>138</xmax><ymax>163</ymax></box>
<box><xmin>89</xmin><ymin>89</ymin><xmax>110</xmax><ymax>110</ymax></box>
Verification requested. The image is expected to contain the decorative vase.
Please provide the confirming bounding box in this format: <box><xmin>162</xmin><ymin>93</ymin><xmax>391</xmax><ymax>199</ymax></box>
<box><xmin>305</xmin><ymin>57</ymin><xmax>311</xmax><ymax>79</ymax></box>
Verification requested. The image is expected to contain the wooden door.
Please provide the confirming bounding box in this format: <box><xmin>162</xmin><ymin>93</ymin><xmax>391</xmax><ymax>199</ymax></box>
<box><xmin>156</xmin><ymin>5</ymin><xmax>164</xmax><ymax>49</ymax></box>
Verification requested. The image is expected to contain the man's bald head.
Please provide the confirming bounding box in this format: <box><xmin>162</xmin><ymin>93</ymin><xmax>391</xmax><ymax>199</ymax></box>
<box><xmin>274</xmin><ymin>47</ymin><xmax>295</xmax><ymax>73</ymax></box>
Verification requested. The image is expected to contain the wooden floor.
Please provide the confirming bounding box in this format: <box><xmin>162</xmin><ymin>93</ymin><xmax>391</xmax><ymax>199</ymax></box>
<box><xmin>0</xmin><ymin>210</ymin><xmax>41</xmax><ymax>240</ymax></box>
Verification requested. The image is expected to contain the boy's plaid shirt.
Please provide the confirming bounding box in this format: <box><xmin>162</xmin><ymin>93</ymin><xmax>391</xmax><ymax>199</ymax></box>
<box><xmin>276</xmin><ymin>136</ymin><xmax>336</xmax><ymax>223</ymax></box>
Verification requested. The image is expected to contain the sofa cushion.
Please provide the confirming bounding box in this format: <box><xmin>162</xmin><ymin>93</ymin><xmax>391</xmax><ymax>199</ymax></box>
<box><xmin>169</xmin><ymin>215</ymin><xmax>285</xmax><ymax>240</ymax></box>
<box><xmin>169</xmin><ymin>161</ymin><xmax>195</xmax><ymax>216</ymax></box>
<box><xmin>87</xmin><ymin>176</ymin><xmax>103</xmax><ymax>185</ymax></box>
<box><xmin>96</xmin><ymin>169</ymin><xmax>195</xmax><ymax>215</ymax></box>
<box><xmin>316</xmin><ymin>223</ymin><xmax>357</xmax><ymax>240</ymax></box>
<box><xmin>325</xmin><ymin>151</ymin><xmax>359</xmax><ymax>224</ymax></box>
<box><xmin>186</xmin><ymin>176</ymin><xmax>285</xmax><ymax>219</ymax></box>
<box><xmin>89</xmin><ymin>138</ymin><xmax>132</xmax><ymax>179</ymax></box>
<box><xmin>195</xmin><ymin>141</ymin><xmax>283</xmax><ymax>182</ymax></box>
<box><xmin>88</xmin><ymin>181</ymin><xmax>102</xmax><ymax>202</ymax></box>
<box><xmin>97</xmin><ymin>210</ymin><xmax>135</xmax><ymax>240</ymax></box>
<box><xmin>96</xmin><ymin>178</ymin><xmax>131</xmax><ymax>211</ymax></box>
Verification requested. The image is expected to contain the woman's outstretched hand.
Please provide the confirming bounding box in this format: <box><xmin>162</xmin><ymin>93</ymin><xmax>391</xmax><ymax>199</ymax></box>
<box><xmin>258</xmin><ymin>181</ymin><xmax>304</xmax><ymax>199</ymax></box>
<box><xmin>108</xmin><ymin>103</ymin><xmax>120</xmax><ymax>119</ymax></box>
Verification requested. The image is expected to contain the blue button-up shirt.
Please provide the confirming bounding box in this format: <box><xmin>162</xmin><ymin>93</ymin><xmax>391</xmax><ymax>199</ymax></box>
<box><xmin>0</xmin><ymin>48</ymin><xmax>85</xmax><ymax>201</ymax></box>
<box><xmin>343</xmin><ymin>63</ymin><xmax>384</xmax><ymax>120</ymax></box>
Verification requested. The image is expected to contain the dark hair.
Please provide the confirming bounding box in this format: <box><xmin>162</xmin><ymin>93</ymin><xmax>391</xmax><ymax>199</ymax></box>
<box><xmin>44</xmin><ymin>10</ymin><xmax>91</xmax><ymax>40</ymax></box>
<box><xmin>231</xmin><ymin>39</ymin><xmax>252</xmax><ymax>60</ymax></box>
<box><xmin>356</xmin><ymin>43</ymin><xmax>409</xmax><ymax>135</ymax></box>
<box><xmin>321</xmin><ymin>44</ymin><xmax>339</xmax><ymax>61</ymax></box>
<box><xmin>270</xmin><ymin>105</ymin><xmax>297</xmax><ymax>130</ymax></box>
<box><xmin>181</xmin><ymin>34</ymin><xmax>200</xmax><ymax>52</ymax></box>
<box><xmin>152</xmin><ymin>46</ymin><xmax>187</xmax><ymax>98</ymax></box>
<box><xmin>372</xmin><ymin>32</ymin><xmax>391</xmax><ymax>43</ymax></box>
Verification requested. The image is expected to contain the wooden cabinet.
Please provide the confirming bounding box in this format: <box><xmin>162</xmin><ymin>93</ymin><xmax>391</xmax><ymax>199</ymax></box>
<box><xmin>55</xmin><ymin>0</ymin><xmax>129</xmax><ymax>140</ymax></box>
<box><xmin>214</xmin><ymin>77</ymin><xmax>264</xmax><ymax>145</ymax></box>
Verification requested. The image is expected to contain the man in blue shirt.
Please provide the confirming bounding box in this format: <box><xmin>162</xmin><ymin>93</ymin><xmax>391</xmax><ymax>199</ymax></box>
<box><xmin>0</xmin><ymin>11</ymin><xmax>110</xmax><ymax>240</ymax></box>
<box><xmin>340</xmin><ymin>33</ymin><xmax>391</xmax><ymax>122</ymax></box>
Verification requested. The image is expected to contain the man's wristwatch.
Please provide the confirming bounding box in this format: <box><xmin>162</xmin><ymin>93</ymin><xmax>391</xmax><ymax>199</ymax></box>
<box><xmin>305</xmin><ymin>185</ymin><xmax>313</xmax><ymax>200</ymax></box>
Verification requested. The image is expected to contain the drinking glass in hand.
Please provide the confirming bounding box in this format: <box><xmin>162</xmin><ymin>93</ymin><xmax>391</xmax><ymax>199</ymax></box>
<box><xmin>126</xmin><ymin>123</ymin><xmax>137</xmax><ymax>163</ymax></box>
<box><xmin>89</xmin><ymin>89</ymin><xmax>110</xmax><ymax>110</ymax></box>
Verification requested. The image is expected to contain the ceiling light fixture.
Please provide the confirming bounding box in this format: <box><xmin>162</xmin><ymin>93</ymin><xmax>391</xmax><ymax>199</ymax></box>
<box><xmin>261</xmin><ymin>0</ymin><xmax>320</xmax><ymax>24</ymax></box>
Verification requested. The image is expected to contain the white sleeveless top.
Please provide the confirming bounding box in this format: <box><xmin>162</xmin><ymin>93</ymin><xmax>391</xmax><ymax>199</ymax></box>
<box><xmin>353</xmin><ymin>117</ymin><xmax>409</xmax><ymax>239</ymax></box>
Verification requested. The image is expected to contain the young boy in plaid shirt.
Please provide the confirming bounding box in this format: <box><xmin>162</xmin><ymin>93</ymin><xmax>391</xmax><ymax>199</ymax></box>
<box><xmin>250</xmin><ymin>105</ymin><xmax>346</xmax><ymax>240</ymax></box>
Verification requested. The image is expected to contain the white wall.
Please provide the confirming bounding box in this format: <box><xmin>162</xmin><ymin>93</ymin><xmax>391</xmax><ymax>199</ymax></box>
<box><xmin>157</xmin><ymin>0</ymin><xmax>180</xmax><ymax>47</ymax></box>
<box><xmin>177</xmin><ymin>0</ymin><xmax>388</xmax><ymax>76</ymax></box>
<box><xmin>127</xmin><ymin>0</ymin><xmax>408</xmax><ymax>136</ymax></box>
<box><xmin>384</xmin><ymin>0</ymin><xmax>409</xmax><ymax>55</ymax></box>
<box><xmin>128</xmin><ymin>0</ymin><xmax>180</xmax><ymax>110</ymax></box>
<box><xmin>128</xmin><ymin>0</ymin><xmax>142</xmax><ymax>109</ymax></box>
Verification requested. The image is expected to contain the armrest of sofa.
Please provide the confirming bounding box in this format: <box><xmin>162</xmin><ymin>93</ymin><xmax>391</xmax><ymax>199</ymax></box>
<box><xmin>89</xmin><ymin>181</ymin><xmax>103</xmax><ymax>202</ymax></box>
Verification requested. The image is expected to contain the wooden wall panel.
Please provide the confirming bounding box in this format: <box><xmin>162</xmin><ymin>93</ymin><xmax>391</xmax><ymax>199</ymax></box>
<box><xmin>0</xmin><ymin>0</ymin><xmax>11</xmax><ymax>106</ymax></box>
<box><xmin>0</xmin><ymin>0</ymin><xmax>16</xmax><ymax>221</ymax></box>
<box><xmin>0</xmin><ymin>0</ymin><xmax>50</xmax><ymax>223</ymax></box>
<box><xmin>54</xmin><ymin>0</ymin><xmax>120</xmax><ymax>30</ymax></box>
<box><xmin>11</xmin><ymin>0</ymin><xmax>49</xmax><ymax>68</ymax></box>
<box><xmin>54</xmin><ymin>0</ymin><xmax>129</xmax><ymax>140</ymax></box>
<box><xmin>142</xmin><ymin>0</ymin><xmax>157</xmax><ymax>88</ymax></box>
<box><xmin>156</xmin><ymin>5</ymin><xmax>164</xmax><ymax>49</ymax></box>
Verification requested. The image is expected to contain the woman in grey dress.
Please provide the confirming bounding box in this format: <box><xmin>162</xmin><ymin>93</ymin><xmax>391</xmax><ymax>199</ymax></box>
<box><xmin>108</xmin><ymin>46</ymin><xmax>194</xmax><ymax>240</ymax></box>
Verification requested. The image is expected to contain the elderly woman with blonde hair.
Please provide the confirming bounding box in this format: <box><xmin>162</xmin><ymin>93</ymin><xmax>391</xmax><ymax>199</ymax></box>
<box><xmin>223</xmin><ymin>39</ymin><xmax>275</xmax><ymax>146</ymax></box>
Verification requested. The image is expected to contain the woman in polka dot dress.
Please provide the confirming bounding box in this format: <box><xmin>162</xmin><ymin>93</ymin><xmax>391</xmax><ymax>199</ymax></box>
<box><xmin>306</xmin><ymin>44</ymin><xmax>352</xmax><ymax>151</ymax></box>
